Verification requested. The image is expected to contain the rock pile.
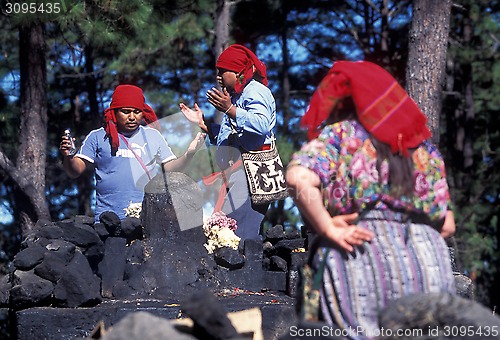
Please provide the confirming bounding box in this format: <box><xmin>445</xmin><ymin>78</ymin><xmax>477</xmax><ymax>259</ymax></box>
<box><xmin>0</xmin><ymin>173</ymin><xmax>304</xmax><ymax>322</ymax></box>
<box><xmin>0</xmin><ymin>212</ymin><xmax>151</xmax><ymax>309</ymax></box>
<box><xmin>0</xmin><ymin>215</ymin><xmax>307</xmax><ymax>311</ymax></box>
<box><xmin>0</xmin><ymin>172</ymin><xmax>222</xmax><ymax>308</ymax></box>
<box><xmin>2</xmin><ymin>215</ymin><xmax>103</xmax><ymax>309</ymax></box>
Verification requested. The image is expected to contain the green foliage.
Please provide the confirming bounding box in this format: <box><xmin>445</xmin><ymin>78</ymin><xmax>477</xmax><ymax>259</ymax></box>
<box><xmin>444</xmin><ymin>0</ymin><xmax>500</xmax><ymax>307</ymax></box>
<box><xmin>275</xmin><ymin>135</ymin><xmax>295</xmax><ymax>166</ymax></box>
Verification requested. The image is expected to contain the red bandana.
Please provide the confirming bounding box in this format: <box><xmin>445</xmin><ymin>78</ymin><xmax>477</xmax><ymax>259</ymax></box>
<box><xmin>301</xmin><ymin>60</ymin><xmax>431</xmax><ymax>156</ymax></box>
<box><xmin>216</xmin><ymin>44</ymin><xmax>268</xmax><ymax>94</ymax></box>
<box><xmin>103</xmin><ymin>85</ymin><xmax>160</xmax><ymax>153</ymax></box>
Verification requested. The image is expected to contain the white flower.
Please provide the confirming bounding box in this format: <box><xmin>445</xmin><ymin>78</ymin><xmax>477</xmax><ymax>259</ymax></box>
<box><xmin>202</xmin><ymin>212</ymin><xmax>240</xmax><ymax>254</ymax></box>
<box><xmin>124</xmin><ymin>202</ymin><xmax>142</xmax><ymax>218</ymax></box>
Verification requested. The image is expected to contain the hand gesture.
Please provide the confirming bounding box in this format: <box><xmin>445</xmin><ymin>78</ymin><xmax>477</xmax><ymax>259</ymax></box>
<box><xmin>179</xmin><ymin>103</ymin><xmax>208</xmax><ymax>132</ymax></box>
<box><xmin>206</xmin><ymin>87</ymin><xmax>232</xmax><ymax>116</ymax></box>
<box><xmin>325</xmin><ymin>213</ymin><xmax>374</xmax><ymax>253</ymax></box>
<box><xmin>186</xmin><ymin>131</ymin><xmax>207</xmax><ymax>155</ymax></box>
<box><xmin>331</xmin><ymin>212</ymin><xmax>360</xmax><ymax>228</ymax></box>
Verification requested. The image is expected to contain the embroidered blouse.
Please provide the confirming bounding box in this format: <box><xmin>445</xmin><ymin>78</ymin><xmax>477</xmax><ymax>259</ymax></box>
<box><xmin>289</xmin><ymin>120</ymin><xmax>451</xmax><ymax>223</ymax></box>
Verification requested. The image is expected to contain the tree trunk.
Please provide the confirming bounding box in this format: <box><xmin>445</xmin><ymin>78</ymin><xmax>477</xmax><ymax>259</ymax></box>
<box><xmin>15</xmin><ymin>22</ymin><xmax>50</xmax><ymax>235</ymax></box>
<box><xmin>379</xmin><ymin>0</ymin><xmax>391</xmax><ymax>67</ymax></box>
<box><xmin>280</xmin><ymin>2</ymin><xmax>291</xmax><ymax>136</ymax></box>
<box><xmin>212</xmin><ymin>0</ymin><xmax>233</xmax><ymax>124</ymax></box>
<box><xmin>215</xmin><ymin>0</ymin><xmax>232</xmax><ymax>60</ymax></box>
<box><xmin>406</xmin><ymin>0</ymin><xmax>452</xmax><ymax>145</ymax></box>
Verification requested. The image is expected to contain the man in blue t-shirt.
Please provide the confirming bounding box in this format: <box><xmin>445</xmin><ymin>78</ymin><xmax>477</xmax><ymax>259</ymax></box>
<box><xmin>60</xmin><ymin>84</ymin><xmax>205</xmax><ymax>220</ymax></box>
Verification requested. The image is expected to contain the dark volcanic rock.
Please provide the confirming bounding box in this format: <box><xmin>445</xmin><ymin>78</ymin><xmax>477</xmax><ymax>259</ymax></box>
<box><xmin>264</xmin><ymin>271</ymin><xmax>287</xmax><ymax>292</ymax></box>
<box><xmin>84</xmin><ymin>241</ymin><xmax>106</xmax><ymax>269</ymax></box>
<box><xmin>34</xmin><ymin>252</ymin><xmax>68</xmax><ymax>283</ymax></box>
<box><xmin>43</xmin><ymin>239</ymin><xmax>76</xmax><ymax>262</ymax></box>
<box><xmin>36</xmin><ymin>225</ymin><xmax>64</xmax><ymax>240</ymax></box>
<box><xmin>59</xmin><ymin>221</ymin><xmax>101</xmax><ymax>247</ymax></box>
<box><xmin>13</xmin><ymin>245</ymin><xmax>46</xmax><ymax>271</ymax></box>
<box><xmin>126</xmin><ymin>240</ymin><xmax>145</xmax><ymax>264</ymax></box>
<box><xmin>263</xmin><ymin>241</ymin><xmax>276</xmax><ymax>257</ymax></box>
<box><xmin>101</xmin><ymin>311</ymin><xmax>196</xmax><ymax>340</ymax></box>
<box><xmin>111</xmin><ymin>172</ymin><xmax>223</xmax><ymax>299</ymax></box>
<box><xmin>121</xmin><ymin>217</ymin><xmax>143</xmax><ymax>242</ymax></box>
<box><xmin>265</xmin><ymin>225</ymin><xmax>285</xmax><ymax>242</ymax></box>
<box><xmin>100</xmin><ymin>212</ymin><xmax>122</xmax><ymax>236</ymax></box>
<box><xmin>142</xmin><ymin>172</ymin><xmax>204</xmax><ymax>239</ymax></box>
<box><xmin>0</xmin><ymin>275</ymin><xmax>11</xmax><ymax>305</ymax></box>
<box><xmin>262</xmin><ymin>257</ymin><xmax>271</xmax><ymax>271</ymax></box>
<box><xmin>124</xmin><ymin>228</ymin><xmax>221</xmax><ymax>299</ymax></box>
<box><xmin>225</xmin><ymin>239</ymin><xmax>265</xmax><ymax>292</ymax></box>
<box><xmin>284</xmin><ymin>228</ymin><xmax>301</xmax><ymax>240</ymax></box>
<box><xmin>274</xmin><ymin>239</ymin><xmax>306</xmax><ymax>254</ymax></box>
<box><xmin>20</xmin><ymin>234</ymin><xmax>49</xmax><ymax>249</ymax></box>
<box><xmin>98</xmin><ymin>237</ymin><xmax>128</xmax><ymax>298</ymax></box>
<box><xmin>53</xmin><ymin>250</ymin><xmax>101</xmax><ymax>307</ymax></box>
<box><xmin>214</xmin><ymin>247</ymin><xmax>245</xmax><ymax>270</ymax></box>
<box><xmin>378</xmin><ymin>292</ymin><xmax>500</xmax><ymax>338</ymax></box>
<box><xmin>73</xmin><ymin>214</ymin><xmax>95</xmax><ymax>226</ymax></box>
<box><xmin>287</xmin><ymin>252</ymin><xmax>308</xmax><ymax>297</ymax></box>
<box><xmin>273</xmin><ymin>238</ymin><xmax>307</xmax><ymax>265</ymax></box>
<box><xmin>10</xmin><ymin>270</ymin><xmax>54</xmax><ymax>309</ymax></box>
<box><xmin>270</xmin><ymin>256</ymin><xmax>288</xmax><ymax>272</ymax></box>
<box><xmin>93</xmin><ymin>222</ymin><xmax>110</xmax><ymax>238</ymax></box>
<box><xmin>182</xmin><ymin>289</ymin><xmax>238</xmax><ymax>340</ymax></box>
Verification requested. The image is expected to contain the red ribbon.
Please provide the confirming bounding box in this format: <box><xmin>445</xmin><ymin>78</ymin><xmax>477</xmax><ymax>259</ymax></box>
<box><xmin>202</xmin><ymin>159</ymin><xmax>243</xmax><ymax>212</ymax></box>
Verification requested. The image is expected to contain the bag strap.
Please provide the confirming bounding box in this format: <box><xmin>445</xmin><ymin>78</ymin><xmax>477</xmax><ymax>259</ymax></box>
<box><xmin>119</xmin><ymin>134</ymin><xmax>152</xmax><ymax>180</ymax></box>
<box><xmin>228</xmin><ymin>118</ymin><xmax>275</xmax><ymax>154</ymax></box>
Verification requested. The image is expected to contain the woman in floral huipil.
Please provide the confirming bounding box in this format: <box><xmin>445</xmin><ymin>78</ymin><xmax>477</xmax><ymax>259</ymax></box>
<box><xmin>286</xmin><ymin>61</ymin><xmax>456</xmax><ymax>339</ymax></box>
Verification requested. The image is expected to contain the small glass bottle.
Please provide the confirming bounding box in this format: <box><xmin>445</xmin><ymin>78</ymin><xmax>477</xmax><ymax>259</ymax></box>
<box><xmin>64</xmin><ymin>129</ymin><xmax>77</xmax><ymax>156</ymax></box>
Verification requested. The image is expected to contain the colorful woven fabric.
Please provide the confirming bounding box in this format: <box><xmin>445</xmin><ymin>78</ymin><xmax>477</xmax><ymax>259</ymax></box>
<box><xmin>312</xmin><ymin>210</ymin><xmax>455</xmax><ymax>339</ymax></box>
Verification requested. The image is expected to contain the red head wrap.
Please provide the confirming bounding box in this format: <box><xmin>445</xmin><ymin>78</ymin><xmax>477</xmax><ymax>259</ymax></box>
<box><xmin>216</xmin><ymin>44</ymin><xmax>268</xmax><ymax>94</ymax></box>
<box><xmin>301</xmin><ymin>60</ymin><xmax>431</xmax><ymax>156</ymax></box>
<box><xmin>103</xmin><ymin>84</ymin><xmax>160</xmax><ymax>153</ymax></box>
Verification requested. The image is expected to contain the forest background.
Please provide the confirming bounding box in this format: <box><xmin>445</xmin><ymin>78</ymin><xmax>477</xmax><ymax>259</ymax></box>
<box><xmin>0</xmin><ymin>0</ymin><xmax>498</xmax><ymax>310</ymax></box>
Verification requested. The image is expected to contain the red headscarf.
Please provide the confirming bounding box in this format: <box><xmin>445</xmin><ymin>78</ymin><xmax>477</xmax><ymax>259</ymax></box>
<box><xmin>216</xmin><ymin>44</ymin><xmax>268</xmax><ymax>94</ymax></box>
<box><xmin>103</xmin><ymin>84</ymin><xmax>160</xmax><ymax>153</ymax></box>
<box><xmin>301</xmin><ymin>60</ymin><xmax>431</xmax><ymax>156</ymax></box>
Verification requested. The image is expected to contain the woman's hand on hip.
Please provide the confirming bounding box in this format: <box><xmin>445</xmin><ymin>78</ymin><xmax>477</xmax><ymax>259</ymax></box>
<box><xmin>332</xmin><ymin>212</ymin><xmax>359</xmax><ymax>228</ymax></box>
<box><xmin>324</xmin><ymin>216</ymin><xmax>374</xmax><ymax>253</ymax></box>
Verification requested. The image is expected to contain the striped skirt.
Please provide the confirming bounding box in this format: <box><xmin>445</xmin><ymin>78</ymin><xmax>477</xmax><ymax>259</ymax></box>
<box><xmin>311</xmin><ymin>210</ymin><xmax>456</xmax><ymax>339</ymax></box>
